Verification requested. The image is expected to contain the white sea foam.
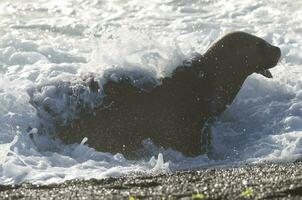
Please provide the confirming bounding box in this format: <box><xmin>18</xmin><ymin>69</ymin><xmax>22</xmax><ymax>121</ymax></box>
<box><xmin>0</xmin><ymin>0</ymin><xmax>301</xmax><ymax>184</ymax></box>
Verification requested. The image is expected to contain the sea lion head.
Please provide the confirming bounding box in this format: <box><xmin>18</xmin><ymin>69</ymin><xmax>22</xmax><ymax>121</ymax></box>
<box><xmin>204</xmin><ymin>31</ymin><xmax>281</xmax><ymax>78</ymax></box>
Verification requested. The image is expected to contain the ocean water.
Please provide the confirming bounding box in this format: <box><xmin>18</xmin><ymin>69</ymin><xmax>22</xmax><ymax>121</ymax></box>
<box><xmin>0</xmin><ymin>0</ymin><xmax>301</xmax><ymax>184</ymax></box>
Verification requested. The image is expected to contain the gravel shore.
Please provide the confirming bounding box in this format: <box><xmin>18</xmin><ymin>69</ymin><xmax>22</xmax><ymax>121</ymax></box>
<box><xmin>1</xmin><ymin>162</ymin><xmax>302</xmax><ymax>199</ymax></box>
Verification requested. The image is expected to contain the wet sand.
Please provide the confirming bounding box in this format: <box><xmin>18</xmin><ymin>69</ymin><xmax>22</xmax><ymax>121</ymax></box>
<box><xmin>1</xmin><ymin>162</ymin><xmax>302</xmax><ymax>199</ymax></box>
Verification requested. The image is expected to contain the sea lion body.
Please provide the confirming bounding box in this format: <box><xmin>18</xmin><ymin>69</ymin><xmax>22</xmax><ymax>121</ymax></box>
<box><xmin>60</xmin><ymin>63</ymin><xmax>213</xmax><ymax>156</ymax></box>
<box><xmin>40</xmin><ymin>32</ymin><xmax>281</xmax><ymax>157</ymax></box>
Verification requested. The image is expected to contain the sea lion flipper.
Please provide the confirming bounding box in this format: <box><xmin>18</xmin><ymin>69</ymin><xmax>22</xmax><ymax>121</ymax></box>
<box><xmin>201</xmin><ymin>119</ymin><xmax>214</xmax><ymax>158</ymax></box>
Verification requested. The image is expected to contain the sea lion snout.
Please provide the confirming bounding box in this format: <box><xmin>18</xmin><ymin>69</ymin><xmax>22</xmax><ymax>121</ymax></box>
<box><xmin>257</xmin><ymin>44</ymin><xmax>281</xmax><ymax>78</ymax></box>
<box><xmin>255</xmin><ymin>44</ymin><xmax>280</xmax><ymax>78</ymax></box>
<box><xmin>265</xmin><ymin>42</ymin><xmax>281</xmax><ymax>64</ymax></box>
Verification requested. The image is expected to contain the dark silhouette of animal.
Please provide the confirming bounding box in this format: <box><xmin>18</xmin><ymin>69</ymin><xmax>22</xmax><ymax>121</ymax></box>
<box><xmin>55</xmin><ymin>32</ymin><xmax>281</xmax><ymax>157</ymax></box>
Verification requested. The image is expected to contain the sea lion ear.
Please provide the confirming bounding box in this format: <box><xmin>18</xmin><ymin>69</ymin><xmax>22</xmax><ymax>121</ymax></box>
<box><xmin>257</xmin><ymin>69</ymin><xmax>273</xmax><ymax>78</ymax></box>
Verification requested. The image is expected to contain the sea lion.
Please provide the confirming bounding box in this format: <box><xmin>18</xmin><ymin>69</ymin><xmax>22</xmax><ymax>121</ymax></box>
<box><xmin>42</xmin><ymin>31</ymin><xmax>281</xmax><ymax>157</ymax></box>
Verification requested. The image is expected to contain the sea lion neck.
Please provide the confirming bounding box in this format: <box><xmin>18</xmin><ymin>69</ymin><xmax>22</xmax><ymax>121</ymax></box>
<box><xmin>200</xmin><ymin>47</ymin><xmax>251</xmax><ymax>81</ymax></box>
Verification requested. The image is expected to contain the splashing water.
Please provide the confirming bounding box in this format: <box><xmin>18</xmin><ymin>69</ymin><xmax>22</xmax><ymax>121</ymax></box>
<box><xmin>0</xmin><ymin>0</ymin><xmax>301</xmax><ymax>184</ymax></box>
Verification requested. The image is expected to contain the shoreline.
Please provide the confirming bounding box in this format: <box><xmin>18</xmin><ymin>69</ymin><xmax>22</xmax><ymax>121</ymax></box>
<box><xmin>1</xmin><ymin>162</ymin><xmax>302</xmax><ymax>199</ymax></box>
